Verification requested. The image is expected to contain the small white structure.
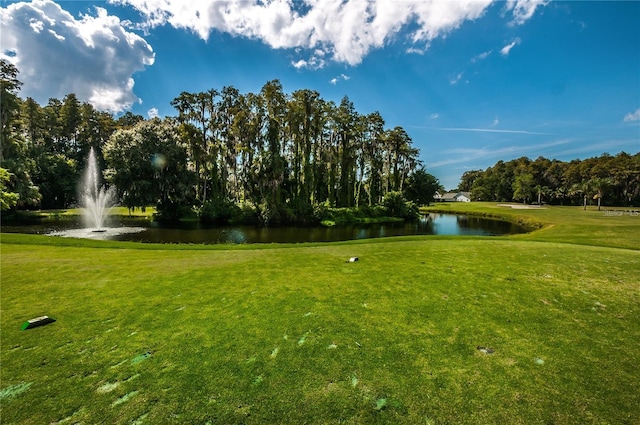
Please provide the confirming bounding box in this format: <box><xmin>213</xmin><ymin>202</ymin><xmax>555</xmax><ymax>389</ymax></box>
<box><xmin>436</xmin><ymin>191</ymin><xmax>472</xmax><ymax>202</ymax></box>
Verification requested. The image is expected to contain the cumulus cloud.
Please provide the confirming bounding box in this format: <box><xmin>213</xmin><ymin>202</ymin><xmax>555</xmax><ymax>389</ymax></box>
<box><xmin>504</xmin><ymin>0</ymin><xmax>549</xmax><ymax>26</ymax></box>
<box><xmin>108</xmin><ymin>0</ymin><xmax>545</xmax><ymax>67</ymax></box>
<box><xmin>623</xmin><ymin>109</ymin><xmax>640</xmax><ymax>122</ymax></box>
<box><xmin>500</xmin><ymin>37</ymin><xmax>521</xmax><ymax>56</ymax></box>
<box><xmin>329</xmin><ymin>73</ymin><xmax>350</xmax><ymax>85</ymax></box>
<box><xmin>147</xmin><ymin>107</ymin><xmax>159</xmax><ymax>119</ymax></box>
<box><xmin>291</xmin><ymin>50</ymin><xmax>326</xmax><ymax>70</ymax></box>
<box><xmin>0</xmin><ymin>0</ymin><xmax>155</xmax><ymax>113</ymax></box>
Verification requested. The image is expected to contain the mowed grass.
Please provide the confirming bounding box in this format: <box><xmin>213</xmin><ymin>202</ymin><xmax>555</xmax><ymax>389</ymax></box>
<box><xmin>423</xmin><ymin>202</ymin><xmax>640</xmax><ymax>250</ymax></box>
<box><xmin>1</xmin><ymin>205</ymin><xmax>639</xmax><ymax>424</ymax></box>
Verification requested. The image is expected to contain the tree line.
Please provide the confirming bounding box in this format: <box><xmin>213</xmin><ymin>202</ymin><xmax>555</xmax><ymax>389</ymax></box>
<box><xmin>457</xmin><ymin>153</ymin><xmax>640</xmax><ymax>207</ymax></box>
<box><xmin>1</xmin><ymin>59</ymin><xmax>442</xmax><ymax>223</ymax></box>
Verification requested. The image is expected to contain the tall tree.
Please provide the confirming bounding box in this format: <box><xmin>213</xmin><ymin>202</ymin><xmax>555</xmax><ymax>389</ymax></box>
<box><xmin>0</xmin><ymin>60</ymin><xmax>40</xmax><ymax>208</ymax></box>
<box><xmin>258</xmin><ymin>80</ymin><xmax>287</xmax><ymax>222</ymax></box>
<box><xmin>0</xmin><ymin>59</ymin><xmax>22</xmax><ymax>162</ymax></box>
<box><xmin>104</xmin><ymin>118</ymin><xmax>195</xmax><ymax>219</ymax></box>
<box><xmin>218</xmin><ymin>86</ymin><xmax>242</xmax><ymax>200</ymax></box>
<box><xmin>404</xmin><ymin>167</ymin><xmax>442</xmax><ymax>206</ymax></box>
<box><xmin>171</xmin><ymin>89</ymin><xmax>218</xmax><ymax>203</ymax></box>
<box><xmin>512</xmin><ymin>173</ymin><xmax>534</xmax><ymax>204</ymax></box>
<box><xmin>21</xmin><ymin>97</ymin><xmax>45</xmax><ymax>147</ymax></box>
<box><xmin>59</xmin><ymin>93</ymin><xmax>82</xmax><ymax>159</ymax></box>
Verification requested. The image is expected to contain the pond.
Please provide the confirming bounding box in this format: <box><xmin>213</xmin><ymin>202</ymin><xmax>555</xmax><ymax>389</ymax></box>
<box><xmin>1</xmin><ymin>213</ymin><xmax>527</xmax><ymax>244</ymax></box>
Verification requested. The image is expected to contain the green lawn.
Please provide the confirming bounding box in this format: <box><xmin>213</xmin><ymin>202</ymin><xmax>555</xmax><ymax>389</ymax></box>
<box><xmin>1</xmin><ymin>204</ymin><xmax>639</xmax><ymax>424</ymax></box>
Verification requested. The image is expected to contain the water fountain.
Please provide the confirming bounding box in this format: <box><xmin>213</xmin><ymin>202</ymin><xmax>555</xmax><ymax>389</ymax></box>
<box><xmin>80</xmin><ymin>147</ymin><xmax>114</xmax><ymax>231</ymax></box>
<box><xmin>48</xmin><ymin>148</ymin><xmax>145</xmax><ymax>240</ymax></box>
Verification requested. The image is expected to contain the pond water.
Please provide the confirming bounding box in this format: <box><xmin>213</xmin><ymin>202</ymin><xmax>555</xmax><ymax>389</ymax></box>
<box><xmin>2</xmin><ymin>213</ymin><xmax>526</xmax><ymax>244</ymax></box>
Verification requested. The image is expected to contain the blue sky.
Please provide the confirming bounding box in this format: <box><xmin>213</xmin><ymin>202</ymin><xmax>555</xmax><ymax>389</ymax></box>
<box><xmin>1</xmin><ymin>0</ymin><xmax>639</xmax><ymax>189</ymax></box>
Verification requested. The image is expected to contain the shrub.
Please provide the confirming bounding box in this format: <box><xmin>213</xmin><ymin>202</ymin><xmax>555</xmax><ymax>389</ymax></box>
<box><xmin>199</xmin><ymin>198</ymin><xmax>240</xmax><ymax>224</ymax></box>
<box><xmin>383</xmin><ymin>191</ymin><xmax>419</xmax><ymax>219</ymax></box>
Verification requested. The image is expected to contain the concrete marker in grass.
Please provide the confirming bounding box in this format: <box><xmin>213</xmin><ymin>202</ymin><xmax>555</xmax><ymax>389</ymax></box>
<box><xmin>21</xmin><ymin>316</ymin><xmax>56</xmax><ymax>330</ymax></box>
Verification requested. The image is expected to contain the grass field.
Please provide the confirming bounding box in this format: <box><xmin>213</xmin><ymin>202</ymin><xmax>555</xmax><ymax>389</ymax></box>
<box><xmin>1</xmin><ymin>204</ymin><xmax>639</xmax><ymax>424</ymax></box>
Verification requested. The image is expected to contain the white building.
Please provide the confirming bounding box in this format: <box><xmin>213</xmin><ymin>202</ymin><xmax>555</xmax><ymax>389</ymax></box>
<box><xmin>435</xmin><ymin>191</ymin><xmax>472</xmax><ymax>202</ymax></box>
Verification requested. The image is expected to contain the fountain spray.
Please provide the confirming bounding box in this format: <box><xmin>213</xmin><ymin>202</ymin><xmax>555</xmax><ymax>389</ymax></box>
<box><xmin>79</xmin><ymin>147</ymin><xmax>114</xmax><ymax>231</ymax></box>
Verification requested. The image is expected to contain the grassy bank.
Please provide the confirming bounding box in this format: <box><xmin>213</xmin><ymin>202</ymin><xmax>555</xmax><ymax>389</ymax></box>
<box><xmin>3</xmin><ymin>206</ymin><xmax>156</xmax><ymax>222</ymax></box>
<box><xmin>423</xmin><ymin>202</ymin><xmax>640</xmax><ymax>250</ymax></box>
<box><xmin>1</xmin><ymin>205</ymin><xmax>639</xmax><ymax>424</ymax></box>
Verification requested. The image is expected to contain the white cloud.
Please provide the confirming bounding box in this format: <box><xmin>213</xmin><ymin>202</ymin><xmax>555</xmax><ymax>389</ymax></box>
<box><xmin>504</xmin><ymin>0</ymin><xmax>549</xmax><ymax>26</ymax></box>
<box><xmin>449</xmin><ymin>71</ymin><xmax>464</xmax><ymax>85</ymax></box>
<box><xmin>623</xmin><ymin>109</ymin><xmax>640</xmax><ymax>122</ymax></box>
<box><xmin>436</xmin><ymin>127</ymin><xmax>554</xmax><ymax>135</ymax></box>
<box><xmin>291</xmin><ymin>59</ymin><xmax>308</xmax><ymax>69</ymax></box>
<box><xmin>29</xmin><ymin>18</ymin><xmax>44</xmax><ymax>33</ymax></box>
<box><xmin>430</xmin><ymin>113</ymin><xmax>439</xmax><ymax>120</ymax></box>
<box><xmin>406</xmin><ymin>47</ymin><xmax>425</xmax><ymax>55</ymax></box>
<box><xmin>492</xmin><ymin>117</ymin><xmax>499</xmax><ymax>126</ymax></box>
<box><xmin>329</xmin><ymin>73</ymin><xmax>350</xmax><ymax>85</ymax></box>
<box><xmin>500</xmin><ymin>37</ymin><xmax>521</xmax><ymax>56</ymax></box>
<box><xmin>147</xmin><ymin>107</ymin><xmax>159</xmax><ymax>119</ymax></box>
<box><xmin>471</xmin><ymin>49</ymin><xmax>492</xmax><ymax>63</ymax></box>
<box><xmin>109</xmin><ymin>0</ymin><xmax>537</xmax><ymax>67</ymax></box>
<box><xmin>291</xmin><ymin>52</ymin><xmax>325</xmax><ymax>70</ymax></box>
<box><xmin>0</xmin><ymin>0</ymin><xmax>155</xmax><ymax>113</ymax></box>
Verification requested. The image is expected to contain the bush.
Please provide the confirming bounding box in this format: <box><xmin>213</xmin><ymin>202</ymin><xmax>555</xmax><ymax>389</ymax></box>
<box><xmin>284</xmin><ymin>198</ymin><xmax>316</xmax><ymax>224</ymax></box>
<box><xmin>155</xmin><ymin>200</ymin><xmax>192</xmax><ymax>222</ymax></box>
<box><xmin>199</xmin><ymin>198</ymin><xmax>240</xmax><ymax>224</ymax></box>
<box><xmin>383</xmin><ymin>191</ymin><xmax>419</xmax><ymax>220</ymax></box>
<box><xmin>229</xmin><ymin>202</ymin><xmax>259</xmax><ymax>225</ymax></box>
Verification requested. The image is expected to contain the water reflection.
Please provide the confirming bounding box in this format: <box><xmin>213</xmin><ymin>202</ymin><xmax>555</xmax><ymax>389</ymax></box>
<box><xmin>2</xmin><ymin>213</ymin><xmax>526</xmax><ymax>244</ymax></box>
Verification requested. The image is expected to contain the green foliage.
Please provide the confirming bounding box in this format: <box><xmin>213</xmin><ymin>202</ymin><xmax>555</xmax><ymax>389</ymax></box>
<box><xmin>1</xmin><ymin>60</ymin><xmax>42</xmax><ymax>208</ymax></box>
<box><xmin>32</xmin><ymin>153</ymin><xmax>77</xmax><ymax>209</ymax></box>
<box><xmin>466</xmin><ymin>153</ymin><xmax>640</xmax><ymax>206</ymax></box>
<box><xmin>1</xmin><ymin>58</ymin><xmax>22</xmax><ymax>152</ymax></box>
<box><xmin>7</xmin><ymin>60</ymin><xmax>422</xmax><ymax>220</ymax></box>
<box><xmin>104</xmin><ymin>118</ymin><xmax>196</xmax><ymax>220</ymax></box>
<box><xmin>382</xmin><ymin>191</ymin><xmax>419</xmax><ymax>219</ymax></box>
<box><xmin>315</xmin><ymin>205</ymin><xmax>394</xmax><ymax>226</ymax></box>
<box><xmin>403</xmin><ymin>167</ymin><xmax>442</xmax><ymax>206</ymax></box>
<box><xmin>512</xmin><ymin>173</ymin><xmax>534</xmax><ymax>203</ymax></box>
<box><xmin>283</xmin><ymin>198</ymin><xmax>316</xmax><ymax>224</ymax></box>
<box><xmin>198</xmin><ymin>197</ymin><xmax>241</xmax><ymax>224</ymax></box>
<box><xmin>0</xmin><ymin>167</ymin><xmax>19</xmax><ymax>210</ymax></box>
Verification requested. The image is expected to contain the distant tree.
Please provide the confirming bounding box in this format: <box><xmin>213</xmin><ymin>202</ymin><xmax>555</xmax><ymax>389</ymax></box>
<box><xmin>458</xmin><ymin>170</ymin><xmax>483</xmax><ymax>192</ymax></box>
<box><xmin>59</xmin><ymin>93</ymin><xmax>82</xmax><ymax>158</ymax></box>
<box><xmin>534</xmin><ymin>185</ymin><xmax>551</xmax><ymax>205</ymax></box>
<box><xmin>588</xmin><ymin>177</ymin><xmax>611</xmax><ymax>211</ymax></box>
<box><xmin>404</xmin><ymin>167</ymin><xmax>442</xmax><ymax>206</ymax></box>
<box><xmin>21</xmin><ymin>97</ymin><xmax>45</xmax><ymax>146</ymax></box>
<box><xmin>512</xmin><ymin>173</ymin><xmax>534</xmax><ymax>204</ymax></box>
<box><xmin>116</xmin><ymin>111</ymin><xmax>144</xmax><ymax>128</ymax></box>
<box><xmin>471</xmin><ymin>184</ymin><xmax>492</xmax><ymax>201</ymax></box>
